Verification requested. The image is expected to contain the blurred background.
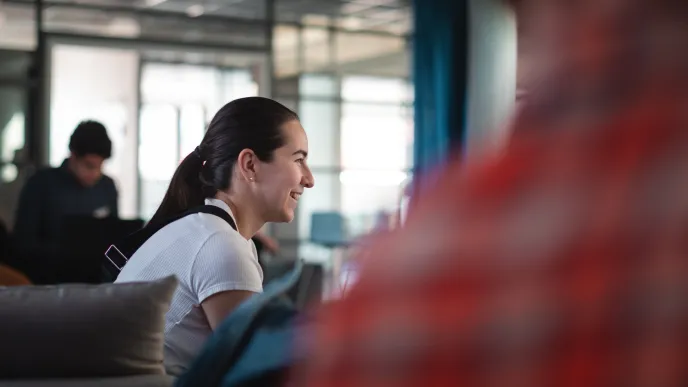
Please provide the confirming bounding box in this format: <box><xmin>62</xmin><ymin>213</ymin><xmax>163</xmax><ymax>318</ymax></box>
<box><xmin>0</xmin><ymin>0</ymin><xmax>520</xmax><ymax>286</ymax></box>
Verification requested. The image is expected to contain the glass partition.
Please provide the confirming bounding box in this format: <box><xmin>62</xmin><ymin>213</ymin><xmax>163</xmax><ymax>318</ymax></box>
<box><xmin>49</xmin><ymin>44</ymin><xmax>140</xmax><ymax>218</ymax></box>
<box><xmin>295</xmin><ymin>73</ymin><xmax>413</xmax><ymax>262</ymax></box>
<box><xmin>137</xmin><ymin>62</ymin><xmax>258</xmax><ymax>220</ymax></box>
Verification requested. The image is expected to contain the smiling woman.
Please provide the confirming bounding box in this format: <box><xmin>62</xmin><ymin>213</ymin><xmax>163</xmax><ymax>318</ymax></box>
<box><xmin>115</xmin><ymin>97</ymin><xmax>314</xmax><ymax>375</ymax></box>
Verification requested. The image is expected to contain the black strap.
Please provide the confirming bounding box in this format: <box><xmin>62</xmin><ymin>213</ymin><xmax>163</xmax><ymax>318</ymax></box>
<box><xmin>104</xmin><ymin>205</ymin><xmax>237</xmax><ymax>278</ymax></box>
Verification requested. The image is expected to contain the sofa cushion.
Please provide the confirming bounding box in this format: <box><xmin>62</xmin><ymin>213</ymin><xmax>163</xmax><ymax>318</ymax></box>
<box><xmin>0</xmin><ymin>276</ymin><xmax>177</xmax><ymax>379</ymax></box>
<box><xmin>0</xmin><ymin>375</ymin><xmax>175</xmax><ymax>387</ymax></box>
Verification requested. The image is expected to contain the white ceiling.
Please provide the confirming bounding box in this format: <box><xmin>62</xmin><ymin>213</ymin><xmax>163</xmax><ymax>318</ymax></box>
<box><xmin>0</xmin><ymin>4</ymin><xmax>36</xmax><ymax>50</ymax></box>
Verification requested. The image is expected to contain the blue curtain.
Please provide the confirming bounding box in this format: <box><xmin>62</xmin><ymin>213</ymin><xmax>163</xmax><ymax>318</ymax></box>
<box><xmin>412</xmin><ymin>0</ymin><xmax>468</xmax><ymax>178</ymax></box>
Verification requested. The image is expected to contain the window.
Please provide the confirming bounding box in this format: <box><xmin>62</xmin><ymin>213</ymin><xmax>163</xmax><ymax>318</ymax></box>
<box><xmin>340</xmin><ymin>77</ymin><xmax>413</xmax><ymax>237</ymax></box>
<box><xmin>296</xmin><ymin>74</ymin><xmax>413</xmax><ymax>259</ymax></box>
<box><xmin>271</xmin><ymin>30</ymin><xmax>413</xmax><ymax>258</ymax></box>
<box><xmin>1</xmin><ymin>112</ymin><xmax>25</xmax><ymax>182</ymax></box>
<box><xmin>49</xmin><ymin>44</ymin><xmax>139</xmax><ymax>218</ymax></box>
<box><xmin>295</xmin><ymin>75</ymin><xmax>340</xmax><ymax>242</ymax></box>
<box><xmin>179</xmin><ymin>105</ymin><xmax>205</xmax><ymax>161</ymax></box>
<box><xmin>138</xmin><ymin>104</ymin><xmax>178</xmax><ymax>220</ymax></box>
<box><xmin>137</xmin><ymin>63</ymin><xmax>258</xmax><ymax>220</ymax></box>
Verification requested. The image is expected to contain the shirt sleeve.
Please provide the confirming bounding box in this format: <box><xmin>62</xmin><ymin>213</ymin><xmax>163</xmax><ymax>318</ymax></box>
<box><xmin>190</xmin><ymin>231</ymin><xmax>263</xmax><ymax>304</ymax></box>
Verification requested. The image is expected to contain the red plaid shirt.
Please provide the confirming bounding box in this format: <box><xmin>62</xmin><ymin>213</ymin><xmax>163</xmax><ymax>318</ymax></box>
<box><xmin>295</xmin><ymin>2</ymin><xmax>688</xmax><ymax>386</ymax></box>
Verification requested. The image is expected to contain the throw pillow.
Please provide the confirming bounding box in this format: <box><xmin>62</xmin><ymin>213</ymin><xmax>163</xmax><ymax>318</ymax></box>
<box><xmin>0</xmin><ymin>276</ymin><xmax>177</xmax><ymax>378</ymax></box>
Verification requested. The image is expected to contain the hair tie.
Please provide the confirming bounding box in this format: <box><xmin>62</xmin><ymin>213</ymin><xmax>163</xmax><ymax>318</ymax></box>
<box><xmin>193</xmin><ymin>146</ymin><xmax>202</xmax><ymax>160</ymax></box>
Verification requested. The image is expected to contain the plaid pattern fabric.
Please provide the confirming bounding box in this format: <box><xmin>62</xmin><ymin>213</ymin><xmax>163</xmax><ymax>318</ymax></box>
<box><xmin>295</xmin><ymin>2</ymin><xmax>688</xmax><ymax>386</ymax></box>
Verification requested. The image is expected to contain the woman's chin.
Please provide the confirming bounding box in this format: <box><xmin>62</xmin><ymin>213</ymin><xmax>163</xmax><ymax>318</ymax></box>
<box><xmin>273</xmin><ymin>209</ymin><xmax>295</xmax><ymax>223</ymax></box>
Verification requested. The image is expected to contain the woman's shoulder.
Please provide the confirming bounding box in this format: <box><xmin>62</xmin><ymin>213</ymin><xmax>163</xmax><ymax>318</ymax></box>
<box><xmin>190</xmin><ymin>230</ymin><xmax>263</xmax><ymax>295</ymax></box>
<box><xmin>195</xmin><ymin>228</ymin><xmax>257</xmax><ymax>262</ymax></box>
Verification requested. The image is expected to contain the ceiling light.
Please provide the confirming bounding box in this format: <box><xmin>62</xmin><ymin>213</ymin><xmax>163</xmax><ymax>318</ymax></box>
<box><xmin>186</xmin><ymin>4</ymin><xmax>205</xmax><ymax>18</ymax></box>
<box><xmin>107</xmin><ymin>17</ymin><xmax>140</xmax><ymax>37</ymax></box>
<box><xmin>339</xmin><ymin>16</ymin><xmax>363</xmax><ymax>30</ymax></box>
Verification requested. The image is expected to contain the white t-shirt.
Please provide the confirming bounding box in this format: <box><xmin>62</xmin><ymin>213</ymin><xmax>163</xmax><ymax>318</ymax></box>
<box><xmin>115</xmin><ymin>198</ymin><xmax>263</xmax><ymax>375</ymax></box>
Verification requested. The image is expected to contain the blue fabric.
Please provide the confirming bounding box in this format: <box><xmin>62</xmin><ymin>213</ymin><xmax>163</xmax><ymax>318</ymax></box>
<box><xmin>221</xmin><ymin>313</ymin><xmax>297</xmax><ymax>386</ymax></box>
<box><xmin>175</xmin><ymin>261</ymin><xmax>304</xmax><ymax>387</ymax></box>
<box><xmin>412</xmin><ymin>0</ymin><xmax>468</xmax><ymax>177</ymax></box>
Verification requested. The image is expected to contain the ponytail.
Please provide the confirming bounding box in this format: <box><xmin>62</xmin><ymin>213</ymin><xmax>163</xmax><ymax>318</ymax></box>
<box><xmin>149</xmin><ymin>148</ymin><xmax>206</xmax><ymax>225</ymax></box>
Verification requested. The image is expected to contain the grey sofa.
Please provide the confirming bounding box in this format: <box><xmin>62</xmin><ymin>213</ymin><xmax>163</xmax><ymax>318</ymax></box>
<box><xmin>0</xmin><ymin>375</ymin><xmax>175</xmax><ymax>387</ymax></box>
<box><xmin>0</xmin><ymin>277</ymin><xmax>178</xmax><ymax>387</ymax></box>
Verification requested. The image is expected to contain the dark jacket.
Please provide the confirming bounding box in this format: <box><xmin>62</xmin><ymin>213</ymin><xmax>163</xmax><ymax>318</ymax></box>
<box><xmin>13</xmin><ymin>159</ymin><xmax>118</xmax><ymax>264</ymax></box>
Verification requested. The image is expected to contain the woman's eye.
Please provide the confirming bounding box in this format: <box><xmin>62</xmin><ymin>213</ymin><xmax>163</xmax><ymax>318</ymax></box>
<box><xmin>295</xmin><ymin>158</ymin><xmax>304</xmax><ymax>164</ymax></box>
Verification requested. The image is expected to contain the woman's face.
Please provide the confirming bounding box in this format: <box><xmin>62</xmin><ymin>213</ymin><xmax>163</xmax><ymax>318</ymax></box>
<box><xmin>254</xmin><ymin>119</ymin><xmax>315</xmax><ymax>223</ymax></box>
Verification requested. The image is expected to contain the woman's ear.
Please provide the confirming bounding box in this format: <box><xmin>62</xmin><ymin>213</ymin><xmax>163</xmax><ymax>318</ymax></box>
<box><xmin>236</xmin><ymin>149</ymin><xmax>257</xmax><ymax>182</ymax></box>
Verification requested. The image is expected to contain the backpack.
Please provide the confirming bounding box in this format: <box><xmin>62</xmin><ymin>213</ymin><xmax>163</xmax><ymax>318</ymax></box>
<box><xmin>176</xmin><ymin>261</ymin><xmax>309</xmax><ymax>387</ymax></box>
<box><xmin>102</xmin><ymin>205</ymin><xmax>237</xmax><ymax>281</ymax></box>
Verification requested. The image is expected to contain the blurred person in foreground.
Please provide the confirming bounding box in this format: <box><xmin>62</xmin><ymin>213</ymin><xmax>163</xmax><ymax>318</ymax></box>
<box><xmin>295</xmin><ymin>0</ymin><xmax>688</xmax><ymax>386</ymax></box>
<box><xmin>13</xmin><ymin>120</ymin><xmax>117</xmax><ymax>283</ymax></box>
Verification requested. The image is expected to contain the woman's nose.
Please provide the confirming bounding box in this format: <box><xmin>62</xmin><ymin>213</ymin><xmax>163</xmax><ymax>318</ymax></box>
<box><xmin>301</xmin><ymin>168</ymin><xmax>315</xmax><ymax>188</ymax></box>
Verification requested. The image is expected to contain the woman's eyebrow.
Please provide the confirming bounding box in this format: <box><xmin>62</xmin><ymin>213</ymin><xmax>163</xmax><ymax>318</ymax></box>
<box><xmin>292</xmin><ymin>150</ymin><xmax>308</xmax><ymax>158</ymax></box>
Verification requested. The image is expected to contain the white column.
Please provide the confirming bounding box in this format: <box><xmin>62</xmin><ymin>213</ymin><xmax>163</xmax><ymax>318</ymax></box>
<box><xmin>465</xmin><ymin>0</ymin><xmax>517</xmax><ymax>156</ymax></box>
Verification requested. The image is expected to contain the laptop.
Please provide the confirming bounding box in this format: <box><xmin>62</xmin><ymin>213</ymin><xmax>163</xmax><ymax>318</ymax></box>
<box><xmin>58</xmin><ymin>216</ymin><xmax>144</xmax><ymax>283</ymax></box>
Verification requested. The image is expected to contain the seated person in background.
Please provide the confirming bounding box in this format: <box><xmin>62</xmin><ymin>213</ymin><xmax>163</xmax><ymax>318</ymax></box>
<box><xmin>116</xmin><ymin>97</ymin><xmax>314</xmax><ymax>375</ymax></box>
<box><xmin>253</xmin><ymin>230</ymin><xmax>280</xmax><ymax>256</ymax></box>
<box><xmin>13</xmin><ymin>121</ymin><xmax>117</xmax><ymax>283</ymax></box>
<box><xmin>252</xmin><ymin>230</ymin><xmax>281</xmax><ymax>276</ymax></box>
<box><xmin>296</xmin><ymin>0</ymin><xmax>688</xmax><ymax>386</ymax></box>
